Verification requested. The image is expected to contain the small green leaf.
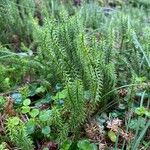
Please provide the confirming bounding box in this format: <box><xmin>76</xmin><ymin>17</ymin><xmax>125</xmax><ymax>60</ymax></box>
<box><xmin>42</xmin><ymin>126</ymin><xmax>51</xmax><ymax>135</ymax></box>
<box><xmin>135</xmin><ymin>76</ymin><xmax>147</xmax><ymax>82</ymax></box>
<box><xmin>21</xmin><ymin>106</ymin><xmax>30</xmax><ymax>114</ymax></box>
<box><xmin>77</xmin><ymin>140</ymin><xmax>97</xmax><ymax>150</ymax></box>
<box><xmin>29</xmin><ymin>109</ymin><xmax>39</xmax><ymax>118</ymax></box>
<box><xmin>35</xmin><ymin>86</ymin><xmax>46</xmax><ymax>94</ymax></box>
<box><xmin>90</xmin><ymin>143</ymin><xmax>97</xmax><ymax>150</ymax></box>
<box><xmin>60</xmin><ymin>141</ymin><xmax>72</xmax><ymax>150</ymax></box>
<box><xmin>78</xmin><ymin>140</ymin><xmax>90</xmax><ymax>149</ymax></box>
<box><xmin>26</xmin><ymin>119</ymin><xmax>36</xmax><ymax>134</ymax></box>
<box><xmin>129</xmin><ymin>117</ymin><xmax>146</xmax><ymax>129</ymax></box>
<box><xmin>23</xmin><ymin>99</ymin><xmax>31</xmax><ymax>106</ymax></box>
<box><xmin>39</xmin><ymin>110</ymin><xmax>51</xmax><ymax>122</ymax></box>
<box><xmin>4</xmin><ymin>77</ymin><xmax>10</xmax><ymax>86</ymax></box>
<box><xmin>9</xmin><ymin>117</ymin><xmax>20</xmax><ymax>126</ymax></box>
<box><xmin>53</xmin><ymin>89</ymin><xmax>67</xmax><ymax>100</ymax></box>
<box><xmin>0</xmin><ymin>96</ymin><xmax>5</xmax><ymax>105</ymax></box>
<box><xmin>129</xmin><ymin>119</ymin><xmax>138</xmax><ymax>129</ymax></box>
<box><xmin>135</xmin><ymin>107</ymin><xmax>146</xmax><ymax>116</ymax></box>
<box><xmin>108</xmin><ymin>130</ymin><xmax>117</xmax><ymax>142</ymax></box>
<box><xmin>145</xmin><ymin>110</ymin><xmax>150</xmax><ymax>117</ymax></box>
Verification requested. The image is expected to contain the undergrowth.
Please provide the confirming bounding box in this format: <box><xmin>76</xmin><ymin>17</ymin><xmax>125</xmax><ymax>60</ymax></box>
<box><xmin>0</xmin><ymin>0</ymin><xmax>150</xmax><ymax>150</ymax></box>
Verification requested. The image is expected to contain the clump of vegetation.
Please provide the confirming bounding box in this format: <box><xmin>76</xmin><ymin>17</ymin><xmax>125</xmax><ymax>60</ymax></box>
<box><xmin>0</xmin><ymin>0</ymin><xmax>150</xmax><ymax>149</ymax></box>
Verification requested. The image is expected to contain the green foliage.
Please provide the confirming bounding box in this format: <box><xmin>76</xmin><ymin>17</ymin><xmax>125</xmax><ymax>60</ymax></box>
<box><xmin>6</xmin><ymin>117</ymin><xmax>34</xmax><ymax>150</ymax></box>
<box><xmin>42</xmin><ymin>126</ymin><xmax>51</xmax><ymax>135</ymax></box>
<box><xmin>23</xmin><ymin>98</ymin><xmax>31</xmax><ymax>106</ymax></box>
<box><xmin>0</xmin><ymin>142</ymin><xmax>8</xmax><ymax>150</ymax></box>
<box><xmin>0</xmin><ymin>96</ymin><xmax>5</xmax><ymax>111</ymax></box>
<box><xmin>77</xmin><ymin>140</ymin><xmax>97</xmax><ymax>150</ymax></box>
<box><xmin>0</xmin><ymin>0</ymin><xmax>35</xmax><ymax>45</ymax></box>
<box><xmin>21</xmin><ymin>98</ymin><xmax>31</xmax><ymax>114</ymax></box>
<box><xmin>29</xmin><ymin>108</ymin><xmax>40</xmax><ymax>118</ymax></box>
<box><xmin>129</xmin><ymin>117</ymin><xmax>146</xmax><ymax>130</ymax></box>
<box><xmin>64</xmin><ymin>80</ymin><xmax>86</xmax><ymax>131</ymax></box>
<box><xmin>60</xmin><ymin>141</ymin><xmax>72</xmax><ymax>150</ymax></box>
<box><xmin>0</xmin><ymin>0</ymin><xmax>150</xmax><ymax>149</ymax></box>
<box><xmin>39</xmin><ymin>110</ymin><xmax>52</xmax><ymax>122</ymax></box>
<box><xmin>135</xmin><ymin>106</ymin><xmax>150</xmax><ymax>117</ymax></box>
<box><xmin>108</xmin><ymin>130</ymin><xmax>117</xmax><ymax>143</ymax></box>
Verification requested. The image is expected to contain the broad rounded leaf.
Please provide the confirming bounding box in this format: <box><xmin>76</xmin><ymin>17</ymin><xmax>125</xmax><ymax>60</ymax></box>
<box><xmin>21</xmin><ymin>106</ymin><xmax>30</xmax><ymax>114</ymax></box>
<box><xmin>145</xmin><ymin>111</ymin><xmax>150</xmax><ymax>117</ymax></box>
<box><xmin>29</xmin><ymin>109</ymin><xmax>39</xmax><ymax>118</ymax></box>
<box><xmin>135</xmin><ymin>107</ymin><xmax>146</xmax><ymax>116</ymax></box>
<box><xmin>77</xmin><ymin>140</ymin><xmax>90</xmax><ymax>149</ymax></box>
<box><xmin>39</xmin><ymin>110</ymin><xmax>51</xmax><ymax>122</ymax></box>
<box><xmin>89</xmin><ymin>143</ymin><xmax>97</xmax><ymax>150</ymax></box>
<box><xmin>23</xmin><ymin>99</ymin><xmax>31</xmax><ymax>106</ymax></box>
<box><xmin>42</xmin><ymin>126</ymin><xmax>51</xmax><ymax>135</ymax></box>
<box><xmin>9</xmin><ymin>117</ymin><xmax>20</xmax><ymax>126</ymax></box>
<box><xmin>60</xmin><ymin>141</ymin><xmax>72</xmax><ymax>150</ymax></box>
<box><xmin>77</xmin><ymin>140</ymin><xmax>97</xmax><ymax>150</ymax></box>
<box><xmin>108</xmin><ymin>130</ymin><xmax>117</xmax><ymax>142</ymax></box>
<box><xmin>35</xmin><ymin>86</ymin><xmax>46</xmax><ymax>94</ymax></box>
<box><xmin>54</xmin><ymin>89</ymin><xmax>67</xmax><ymax>100</ymax></box>
<box><xmin>26</xmin><ymin>119</ymin><xmax>36</xmax><ymax>134</ymax></box>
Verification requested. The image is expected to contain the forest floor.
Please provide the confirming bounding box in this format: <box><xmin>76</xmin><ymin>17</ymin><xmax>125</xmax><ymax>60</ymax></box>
<box><xmin>0</xmin><ymin>0</ymin><xmax>150</xmax><ymax>150</ymax></box>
